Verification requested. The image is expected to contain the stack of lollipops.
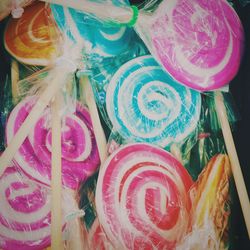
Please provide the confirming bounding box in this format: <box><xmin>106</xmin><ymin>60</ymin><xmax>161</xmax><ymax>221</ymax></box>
<box><xmin>0</xmin><ymin>0</ymin><xmax>249</xmax><ymax>249</ymax></box>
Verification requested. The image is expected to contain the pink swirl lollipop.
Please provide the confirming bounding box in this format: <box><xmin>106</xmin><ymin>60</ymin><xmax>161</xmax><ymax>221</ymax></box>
<box><xmin>5</xmin><ymin>96</ymin><xmax>100</xmax><ymax>189</ymax></box>
<box><xmin>150</xmin><ymin>0</ymin><xmax>244</xmax><ymax>91</ymax></box>
<box><xmin>0</xmin><ymin>166</ymin><xmax>52</xmax><ymax>250</ymax></box>
<box><xmin>95</xmin><ymin>143</ymin><xmax>193</xmax><ymax>249</ymax></box>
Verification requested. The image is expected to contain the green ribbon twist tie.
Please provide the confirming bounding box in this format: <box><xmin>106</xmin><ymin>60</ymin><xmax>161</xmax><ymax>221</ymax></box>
<box><xmin>108</xmin><ymin>5</ymin><xmax>139</xmax><ymax>27</ymax></box>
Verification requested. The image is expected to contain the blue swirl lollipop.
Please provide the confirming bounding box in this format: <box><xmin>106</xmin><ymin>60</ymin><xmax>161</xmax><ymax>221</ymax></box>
<box><xmin>50</xmin><ymin>0</ymin><xmax>134</xmax><ymax>59</ymax></box>
<box><xmin>106</xmin><ymin>55</ymin><xmax>201</xmax><ymax>148</ymax></box>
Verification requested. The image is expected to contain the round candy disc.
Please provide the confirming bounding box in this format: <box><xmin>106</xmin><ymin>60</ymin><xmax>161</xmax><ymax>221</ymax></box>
<box><xmin>4</xmin><ymin>2</ymin><xmax>59</xmax><ymax>66</ymax></box>
<box><xmin>0</xmin><ymin>166</ymin><xmax>52</xmax><ymax>250</ymax></box>
<box><xmin>96</xmin><ymin>143</ymin><xmax>193</xmax><ymax>249</ymax></box>
<box><xmin>5</xmin><ymin>96</ymin><xmax>100</xmax><ymax>189</ymax></box>
<box><xmin>150</xmin><ymin>0</ymin><xmax>244</xmax><ymax>91</ymax></box>
<box><xmin>106</xmin><ymin>55</ymin><xmax>201</xmax><ymax>148</ymax></box>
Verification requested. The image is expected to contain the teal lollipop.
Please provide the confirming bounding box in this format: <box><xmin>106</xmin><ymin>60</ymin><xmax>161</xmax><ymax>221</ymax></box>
<box><xmin>50</xmin><ymin>0</ymin><xmax>135</xmax><ymax>60</ymax></box>
<box><xmin>106</xmin><ymin>55</ymin><xmax>201</xmax><ymax>148</ymax></box>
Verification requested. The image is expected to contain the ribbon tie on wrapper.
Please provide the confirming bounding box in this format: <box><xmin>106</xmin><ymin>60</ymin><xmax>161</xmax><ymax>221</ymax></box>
<box><xmin>11</xmin><ymin>0</ymin><xmax>24</xmax><ymax>18</ymax></box>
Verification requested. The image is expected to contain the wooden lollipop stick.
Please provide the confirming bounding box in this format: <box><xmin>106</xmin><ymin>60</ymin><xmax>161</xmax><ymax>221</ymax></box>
<box><xmin>0</xmin><ymin>67</ymin><xmax>71</xmax><ymax>176</ymax></box>
<box><xmin>40</xmin><ymin>0</ymin><xmax>133</xmax><ymax>23</ymax></box>
<box><xmin>11</xmin><ymin>59</ymin><xmax>19</xmax><ymax>104</ymax></box>
<box><xmin>64</xmin><ymin>189</ymin><xmax>84</xmax><ymax>250</ymax></box>
<box><xmin>51</xmin><ymin>93</ymin><xmax>63</xmax><ymax>250</ymax></box>
<box><xmin>79</xmin><ymin>76</ymin><xmax>107</xmax><ymax>164</ymax></box>
<box><xmin>215</xmin><ymin>91</ymin><xmax>250</xmax><ymax>238</ymax></box>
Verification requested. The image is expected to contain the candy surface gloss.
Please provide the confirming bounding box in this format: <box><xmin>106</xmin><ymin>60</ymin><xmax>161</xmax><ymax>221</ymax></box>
<box><xmin>96</xmin><ymin>143</ymin><xmax>193</xmax><ymax>249</ymax></box>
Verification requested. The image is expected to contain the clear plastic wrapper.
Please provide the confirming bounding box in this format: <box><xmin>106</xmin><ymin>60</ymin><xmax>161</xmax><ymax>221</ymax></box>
<box><xmin>0</xmin><ymin>0</ymin><xmax>34</xmax><ymax>21</ymax></box>
<box><xmin>181</xmin><ymin>91</ymin><xmax>239</xmax><ymax>180</ymax></box>
<box><xmin>0</xmin><ymin>0</ymin><xmax>247</xmax><ymax>249</ymax></box>
<box><xmin>76</xmin><ymin>85</ymin><xmax>240</xmax><ymax>249</ymax></box>
<box><xmin>2</xmin><ymin>58</ymin><xmax>100</xmax><ymax>184</ymax></box>
<box><xmin>78</xmin><ymin>173</ymin><xmax>114</xmax><ymax>250</ymax></box>
<box><xmin>0</xmin><ymin>64</ymin><xmax>101</xmax><ymax>249</ymax></box>
<box><xmin>0</xmin><ymin>160</ymin><xmax>79</xmax><ymax>250</ymax></box>
<box><xmin>41</xmin><ymin>0</ymin><xmax>244</xmax><ymax>91</ymax></box>
<box><xmin>1</xmin><ymin>1</ymin><xmax>113</xmax><ymax>248</ymax></box>
<box><xmin>92</xmin><ymin>54</ymin><xmax>202</xmax><ymax>153</ymax></box>
<box><xmin>4</xmin><ymin>1</ymin><xmax>60</xmax><ymax>66</ymax></box>
<box><xmin>178</xmin><ymin>154</ymin><xmax>232</xmax><ymax>250</ymax></box>
<box><xmin>49</xmin><ymin>0</ymin><xmax>142</xmax><ymax>64</ymax></box>
<box><xmin>95</xmin><ymin>142</ymin><xmax>194</xmax><ymax>249</ymax></box>
<box><xmin>92</xmin><ymin>143</ymin><xmax>233</xmax><ymax>249</ymax></box>
<box><xmin>135</xmin><ymin>0</ymin><xmax>244</xmax><ymax>91</ymax></box>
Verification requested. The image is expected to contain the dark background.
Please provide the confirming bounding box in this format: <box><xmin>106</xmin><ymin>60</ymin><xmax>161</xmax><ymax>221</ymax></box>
<box><xmin>226</xmin><ymin>2</ymin><xmax>250</xmax><ymax>248</ymax></box>
<box><xmin>0</xmin><ymin>0</ymin><xmax>250</xmax><ymax>248</ymax></box>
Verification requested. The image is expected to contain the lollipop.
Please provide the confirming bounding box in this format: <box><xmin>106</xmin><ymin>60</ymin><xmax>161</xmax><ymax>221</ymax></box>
<box><xmin>41</xmin><ymin>0</ymin><xmax>243</xmax><ymax>91</ymax></box>
<box><xmin>106</xmin><ymin>55</ymin><xmax>201</xmax><ymax>148</ymax></box>
<box><xmin>5</xmin><ymin>96</ymin><xmax>100</xmax><ymax>190</ymax></box>
<box><xmin>178</xmin><ymin>154</ymin><xmax>231</xmax><ymax>249</ymax></box>
<box><xmin>96</xmin><ymin>143</ymin><xmax>193</xmax><ymax>249</ymax></box>
<box><xmin>4</xmin><ymin>2</ymin><xmax>59</xmax><ymax>66</ymax></box>
<box><xmin>50</xmin><ymin>0</ymin><xmax>134</xmax><ymax>59</ymax></box>
<box><xmin>150</xmin><ymin>0</ymin><xmax>244</xmax><ymax>91</ymax></box>
<box><xmin>0</xmin><ymin>166</ymin><xmax>54</xmax><ymax>250</ymax></box>
<box><xmin>191</xmin><ymin>154</ymin><xmax>231</xmax><ymax>230</ymax></box>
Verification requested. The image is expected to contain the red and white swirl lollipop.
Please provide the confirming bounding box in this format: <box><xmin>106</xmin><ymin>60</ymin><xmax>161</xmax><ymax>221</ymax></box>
<box><xmin>95</xmin><ymin>143</ymin><xmax>193</xmax><ymax>249</ymax></box>
<box><xmin>0</xmin><ymin>166</ymin><xmax>52</xmax><ymax>250</ymax></box>
<box><xmin>5</xmin><ymin>96</ymin><xmax>100</xmax><ymax>190</ymax></box>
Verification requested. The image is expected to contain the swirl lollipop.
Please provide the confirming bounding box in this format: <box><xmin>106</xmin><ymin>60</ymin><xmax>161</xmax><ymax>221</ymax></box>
<box><xmin>5</xmin><ymin>96</ymin><xmax>100</xmax><ymax>190</ymax></box>
<box><xmin>106</xmin><ymin>55</ymin><xmax>201</xmax><ymax>148</ymax></box>
<box><xmin>4</xmin><ymin>2</ymin><xmax>59</xmax><ymax>66</ymax></box>
<box><xmin>50</xmin><ymin>0</ymin><xmax>134</xmax><ymax>60</ymax></box>
<box><xmin>150</xmin><ymin>0</ymin><xmax>244</xmax><ymax>91</ymax></box>
<box><xmin>0</xmin><ymin>166</ymin><xmax>55</xmax><ymax>250</ymax></box>
<box><xmin>96</xmin><ymin>143</ymin><xmax>193</xmax><ymax>249</ymax></box>
<box><xmin>178</xmin><ymin>154</ymin><xmax>231</xmax><ymax>249</ymax></box>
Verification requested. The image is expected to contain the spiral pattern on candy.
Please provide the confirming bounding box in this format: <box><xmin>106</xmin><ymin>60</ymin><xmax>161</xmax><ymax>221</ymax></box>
<box><xmin>5</xmin><ymin>96</ymin><xmax>100</xmax><ymax>189</ymax></box>
<box><xmin>4</xmin><ymin>2</ymin><xmax>58</xmax><ymax>66</ymax></box>
<box><xmin>150</xmin><ymin>0</ymin><xmax>244</xmax><ymax>91</ymax></box>
<box><xmin>95</xmin><ymin>143</ymin><xmax>193</xmax><ymax>249</ymax></box>
<box><xmin>106</xmin><ymin>55</ymin><xmax>201</xmax><ymax>148</ymax></box>
<box><xmin>50</xmin><ymin>0</ymin><xmax>133</xmax><ymax>58</ymax></box>
<box><xmin>0</xmin><ymin>166</ymin><xmax>52</xmax><ymax>250</ymax></box>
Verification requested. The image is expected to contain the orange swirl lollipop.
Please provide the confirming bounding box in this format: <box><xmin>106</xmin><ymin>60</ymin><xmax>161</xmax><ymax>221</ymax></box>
<box><xmin>178</xmin><ymin>154</ymin><xmax>231</xmax><ymax>249</ymax></box>
<box><xmin>191</xmin><ymin>154</ymin><xmax>231</xmax><ymax>230</ymax></box>
<box><xmin>4</xmin><ymin>2</ymin><xmax>59</xmax><ymax>66</ymax></box>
